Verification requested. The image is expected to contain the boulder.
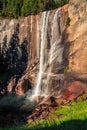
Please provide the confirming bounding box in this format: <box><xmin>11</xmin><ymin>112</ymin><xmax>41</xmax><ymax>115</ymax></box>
<box><xmin>27</xmin><ymin>96</ymin><xmax>58</xmax><ymax>123</ymax></box>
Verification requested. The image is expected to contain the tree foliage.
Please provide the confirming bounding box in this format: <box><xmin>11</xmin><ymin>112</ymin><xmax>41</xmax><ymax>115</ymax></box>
<box><xmin>0</xmin><ymin>0</ymin><xmax>69</xmax><ymax>18</ymax></box>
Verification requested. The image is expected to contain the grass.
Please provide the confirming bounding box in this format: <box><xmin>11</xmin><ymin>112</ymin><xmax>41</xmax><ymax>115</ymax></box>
<box><xmin>28</xmin><ymin>100</ymin><xmax>87</xmax><ymax>130</ymax></box>
<box><xmin>0</xmin><ymin>99</ymin><xmax>87</xmax><ymax>130</ymax></box>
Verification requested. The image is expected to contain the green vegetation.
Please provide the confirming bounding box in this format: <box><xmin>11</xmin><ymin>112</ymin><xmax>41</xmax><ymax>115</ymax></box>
<box><xmin>28</xmin><ymin>100</ymin><xmax>87</xmax><ymax>130</ymax></box>
<box><xmin>64</xmin><ymin>65</ymin><xmax>69</xmax><ymax>74</ymax></box>
<box><xmin>0</xmin><ymin>0</ymin><xmax>69</xmax><ymax>18</ymax></box>
<box><xmin>1</xmin><ymin>98</ymin><xmax>87</xmax><ymax>130</ymax></box>
<box><xmin>66</xmin><ymin>17</ymin><xmax>70</xmax><ymax>26</ymax></box>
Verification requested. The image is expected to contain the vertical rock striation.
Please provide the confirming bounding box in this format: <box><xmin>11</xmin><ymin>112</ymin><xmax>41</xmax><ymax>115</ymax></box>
<box><xmin>0</xmin><ymin>5</ymin><xmax>68</xmax><ymax>96</ymax></box>
<box><xmin>0</xmin><ymin>0</ymin><xmax>87</xmax><ymax>97</ymax></box>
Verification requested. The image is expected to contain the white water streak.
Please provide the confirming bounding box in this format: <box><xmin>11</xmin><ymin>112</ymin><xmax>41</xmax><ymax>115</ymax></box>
<box><xmin>33</xmin><ymin>12</ymin><xmax>47</xmax><ymax>97</ymax></box>
<box><xmin>32</xmin><ymin>8</ymin><xmax>63</xmax><ymax>98</ymax></box>
<box><xmin>45</xmin><ymin>9</ymin><xmax>62</xmax><ymax>95</ymax></box>
<box><xmin>40</xmin><ymin>11</ymin><xmax>50</xmax><ymax>97</ymax></box>
<box><xmin>50</xmin><ymin>9</ymin><xmax>60</xmax><ymax>64</ymax></box>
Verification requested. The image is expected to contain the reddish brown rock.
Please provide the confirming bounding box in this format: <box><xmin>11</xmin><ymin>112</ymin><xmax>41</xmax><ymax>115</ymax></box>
<box><xmin>15</xmin><ymin>79</ymin><xmax>32</xmax><ymax>95</ymax></box>
<box><xmin>63</xmin><ymin>81</ymin><xmax>87</xmax><ymax>101</ymax></box>
<box><xmin>67</xmin><ymin>81</ymin><xmax>87</xmax><ymax>93</ymax></box>
<box><xmin>27</xmin><ymin>96</ymin><xmax>59</xmax><ymax>123</ymax></box>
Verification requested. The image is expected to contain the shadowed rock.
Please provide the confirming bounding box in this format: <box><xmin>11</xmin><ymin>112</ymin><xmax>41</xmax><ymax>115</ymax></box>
<box><xmin>15</xmin><ymin>79</ymin><xmax>32</xmax><ymax>95</ymax></box>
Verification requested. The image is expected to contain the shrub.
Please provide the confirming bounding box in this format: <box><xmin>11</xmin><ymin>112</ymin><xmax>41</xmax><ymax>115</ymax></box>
<box><xmin>64</xmin><ymin>65</ymin><xmax>69</xmax><ymax>74</ymax></box>
<box><xmin>66</xmin><ymin>17</ymin><xmax>70</xmax><ymax>26</ymax></box>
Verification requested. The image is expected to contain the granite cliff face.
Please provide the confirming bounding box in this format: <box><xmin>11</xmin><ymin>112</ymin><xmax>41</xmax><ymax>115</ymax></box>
<box><xmin>0</xmin><ymin>0</ymin><xmax>87</xmax><ymax>97</ymax></box>
<box><xmin>65</xmin><ymin>0</ymin><xmax>87</xmax><ymax>80</ymax></box>
<box><xmin>0</xmin><ymin>5</ymin><xmax>68</xmax><ymax>96</ymax></box>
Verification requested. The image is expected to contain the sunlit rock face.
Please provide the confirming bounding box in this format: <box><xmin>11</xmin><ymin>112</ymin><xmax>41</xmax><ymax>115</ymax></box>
<box><xmin>0</xmin><ymin>5</ymin><xmax>68</xmax><ymax>97</ymax></box>
<box><xmin>65</xmin><ymin>0</ymin><xmax>87</xmax><ymax>80</ymax></box>
<box><xmin>0</xmin><ymin>0</ymin><xmax>87</xmax><ymax>98</ymax></box>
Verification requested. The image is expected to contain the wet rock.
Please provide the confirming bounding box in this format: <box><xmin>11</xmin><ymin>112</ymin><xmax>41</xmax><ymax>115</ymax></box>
<box><xmin>0</xmin><ymin>5</ymin><xmax>68</xmax><ymax>96</ymax></box>
<box><xmin>0</xmin><ymin>89</ymin><xmax>6</xmax><ymax>95</ymax></box>
<box><xmin>34</xmin><ymin>96</ymin><xmax>44</xmax><ymax>103</ymax></box>
<box><xmin>27</xmin><ymin>96</ymin><xmax>58</xmax><ymax>123</ymax></box>
<box><xmin>15</xmin><ymin>79</ymin><xmax>32</xmax><ymax>95</ymax></box>
<box><xmin>7</xmin><ymin>77</ymin><xmax>16</xmax><ymax>93</ymax></box>
<box><xmin>48</xmin><ymin>74</ymin><xmax>65</xmax><ymax>97</ymax></box>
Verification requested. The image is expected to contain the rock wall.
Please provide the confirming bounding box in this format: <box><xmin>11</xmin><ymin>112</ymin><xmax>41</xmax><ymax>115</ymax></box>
<box><xmin>0</xmin><ymin>0</ymin><xmax>87</xmax><ymax>97</ymax></box>
<box><xmin>0</xmin><ymin>5</ymin><xmax>68</xmax><ymax>96</ymax></box>
<box><xmin>65</xmin><ymin>0</ymin><xmax>87</xmax><ymax>81</ymax></box>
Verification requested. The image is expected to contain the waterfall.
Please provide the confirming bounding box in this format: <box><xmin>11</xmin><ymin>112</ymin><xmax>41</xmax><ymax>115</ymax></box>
<box><xmin>44</xmin><ymin>9</ymin><xmax>60</xmax><ymax>95</ymax></box>
<box><xmin>31</xmin><ymin>8</ymin><xmax>64</xmax><ymax>98</ymax></box>
<box><xmin>33</xmin><ymin>12</ymin><xmax>47</xmax><ymax>97</ymax></box>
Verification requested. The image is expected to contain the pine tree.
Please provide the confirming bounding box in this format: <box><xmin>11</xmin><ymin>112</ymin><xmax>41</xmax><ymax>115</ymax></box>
<box><xmin>0</xmin><ymin>0</ymin><xmax>69</xmax><ymax>18</ymax></box>
<box><xmin>21</xmin><ymin>0</ymin><xmax>32</xmax><ymax>16</ymax></box>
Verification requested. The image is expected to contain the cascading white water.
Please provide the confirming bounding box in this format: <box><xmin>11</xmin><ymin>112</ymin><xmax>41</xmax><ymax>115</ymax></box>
<box><xmin>30</xmin><ymin>8</ymin><xmax>64</xmax><ymax>99</ymax></box>
<box><xmin>50</xmin><ymin>9</ymin><xmax>62</xmax><ymax>64</ymax></box>
<box><xmin>40</xmin><ymin>11</ymin><xmax>50</xmax><ymax>97</ymax></box>
<box><xmin>33</xmin><ymin>12</ymin><xmax>47</xmax><ymax>97</ymax></box>
<box><xmin>45</xmin><ymin>9</ymin><xmax>62</xmax><ymax>95</ymax></box>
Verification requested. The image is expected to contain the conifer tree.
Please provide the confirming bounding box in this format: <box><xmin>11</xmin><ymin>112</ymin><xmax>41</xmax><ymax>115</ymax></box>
<box><xmin>0</xmin><ymin>0</ymin><xmax>69</xmax><ymax>18</ymax></box>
